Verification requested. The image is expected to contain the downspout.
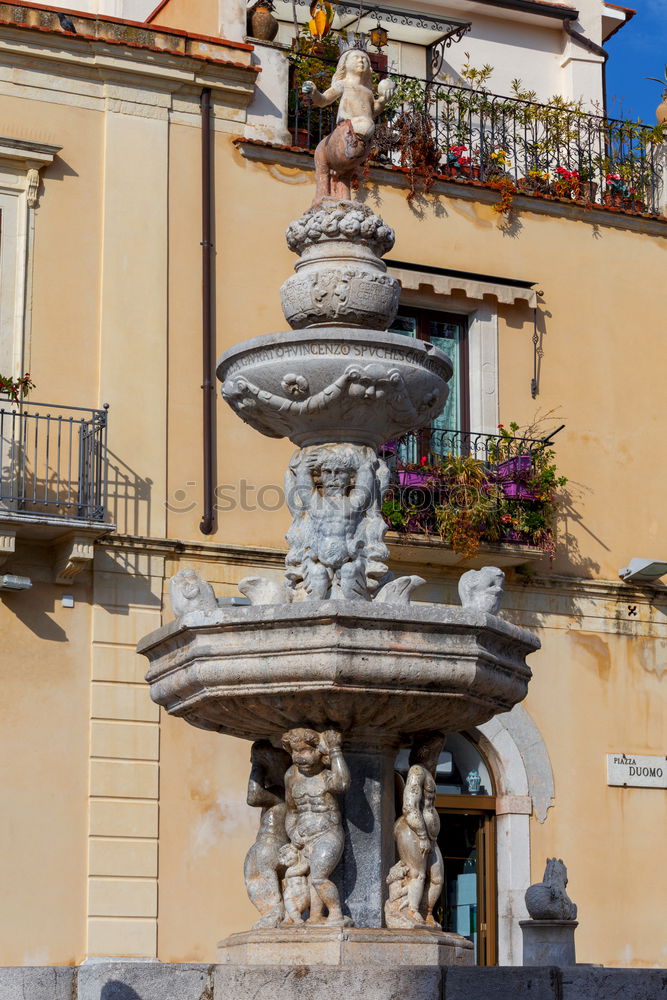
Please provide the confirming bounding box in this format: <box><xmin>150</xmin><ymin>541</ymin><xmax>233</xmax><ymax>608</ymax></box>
<box><xmin>563</xmin><ymin>21</ymin><xmax>609</xmax><ymax>117</ymax></box>
<box><xmin>200</xmin><ymin>87</ymin><xmax>215</xmax><ymax>535</ymax></box>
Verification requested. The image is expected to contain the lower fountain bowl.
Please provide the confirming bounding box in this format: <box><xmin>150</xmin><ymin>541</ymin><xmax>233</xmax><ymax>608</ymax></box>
<box><xmin>216</xmin><ymin>328</ymin><xmax>452</xmax><ymax>448</ymax></box>
<box><xmin>138</xmin><ymin>601</ymin><xmax>539</xmax><ymax>742</ymax></box>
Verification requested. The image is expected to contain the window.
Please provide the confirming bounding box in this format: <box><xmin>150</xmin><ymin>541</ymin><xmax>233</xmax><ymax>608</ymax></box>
<box><xmin>391</xmin><ymin>306</ymin><xmax>469</xmax><ymax>433</ymax></box>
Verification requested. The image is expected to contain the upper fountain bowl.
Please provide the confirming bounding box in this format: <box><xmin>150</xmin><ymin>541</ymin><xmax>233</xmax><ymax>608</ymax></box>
<box><xmin>217</xmin><ymin>328</ymin><xmax>452</xmax><ymax>449</ymax></box>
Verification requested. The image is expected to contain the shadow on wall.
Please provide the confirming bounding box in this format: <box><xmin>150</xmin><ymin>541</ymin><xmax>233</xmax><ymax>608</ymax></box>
<box><xmin>101</xmin><ymin>983</ymin><xmax>143</xmax><ymax>1000</ymax></box>
<box><xmin>106</xmin><ymin>447</ymin><xmax>153</xmax><ymax>536</ymax></box>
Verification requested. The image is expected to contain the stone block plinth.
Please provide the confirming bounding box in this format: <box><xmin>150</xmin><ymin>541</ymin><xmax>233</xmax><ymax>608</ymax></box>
<box><xmin>520</xmin><ymin>919</ymin><xmax>577</xmax><ymax>966</ymax></box>
<box><xmin>217</xmin><ymin>926</ymin><xmax>474</xmax><ymax>967</ymax></box>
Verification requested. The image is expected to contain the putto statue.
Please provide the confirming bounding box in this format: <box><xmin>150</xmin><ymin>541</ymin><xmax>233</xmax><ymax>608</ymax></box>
<box><xmin>169</xmin><ymin>568</ymin><xmax>218</xmax><ymax>619</ymax></box>
<box><xmin>302</xmin><ymin>48</ymin><xmax>395</xmax><ymax>203</ymax></box>
<box><xmin>525</xmin><ymin>858</ymin><xmax>578</xmax><ymax>921</ymax></box>
<box><xmin>285</xmin><ymin>444</ymin><xmax>390</xmax><ymax>601</ymax></box>
<box><xmin>385</xmin><ymin>731</ymin><xmax>445</xmax><ymax>929</ymax></box>
<box><xmin>458</xmin><ymin>566</ymin><xmax>505</xmax><ymax>615</ymax></box>
<box><xmin>243</xmin><ymin>741</ymin><xmax>292</xmax><ymax>929</ymax></box>
<box><xmin>281</xmin><ymin>727</ymin><xmax>351</xmax><ymax>926</ymax></box>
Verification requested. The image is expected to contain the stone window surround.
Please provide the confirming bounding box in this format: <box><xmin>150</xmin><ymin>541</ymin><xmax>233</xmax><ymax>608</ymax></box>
<box><xmin>0</xmin><ymin>137</ymin><xmax>60</xmax><ymax>378</ymax></box>
<box><xmin>388</xmin><ymin>263</ymin><xmax>537</xmax><ymax>437</ymax></box>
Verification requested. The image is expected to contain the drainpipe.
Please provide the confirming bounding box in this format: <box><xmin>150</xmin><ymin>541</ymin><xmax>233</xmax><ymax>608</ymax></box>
<box><xmin>200</xmin><ymin>87</ymin><xmax>215</xmax><ymax>535</ymax></box>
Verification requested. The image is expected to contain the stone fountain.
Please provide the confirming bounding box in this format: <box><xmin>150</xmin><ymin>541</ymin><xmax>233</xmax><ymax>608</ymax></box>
<box><xmin>137</xmin><ymin>46</ymin><xmax>540</xmax><ymax>975</ymax></box>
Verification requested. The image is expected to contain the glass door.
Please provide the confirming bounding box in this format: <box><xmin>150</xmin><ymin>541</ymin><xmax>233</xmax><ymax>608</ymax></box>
<box><xmin>436</xmin><ymin>804</ymin><xmax>497</xmax><ymax>965</ymax></box>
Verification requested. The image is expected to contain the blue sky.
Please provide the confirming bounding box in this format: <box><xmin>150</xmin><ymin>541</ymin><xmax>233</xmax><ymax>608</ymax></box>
<box><xmin>606</xmin><ymin>0</ymin><xmax>665</xmax><ymax>123</ymax></box>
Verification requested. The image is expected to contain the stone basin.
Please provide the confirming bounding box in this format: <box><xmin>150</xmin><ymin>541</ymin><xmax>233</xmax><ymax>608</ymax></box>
<box><xmin>217</xmin><ymin>328</ymin><xmax>452</xmax><ymax>448</ymax></box>
<box><xmin>138</xmin><ymin>601</ymin><xmax>539</xmax><ymax>743</ymax></box>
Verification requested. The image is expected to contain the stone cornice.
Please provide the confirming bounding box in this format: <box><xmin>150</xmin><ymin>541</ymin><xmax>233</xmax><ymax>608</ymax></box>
<box><xmin>101</xmin><ymin>532</ymin><xmax>667</xmax><ymax>607</ymax></box>
<box><xmin>234</xmin><ymin>138</ymin><xmax>667</xmax><ymax>238</ymax></box>
<box><xmin>0</xmin><ymin>10</ymin><xmax>259</xmax><ymax>107</ymax></box>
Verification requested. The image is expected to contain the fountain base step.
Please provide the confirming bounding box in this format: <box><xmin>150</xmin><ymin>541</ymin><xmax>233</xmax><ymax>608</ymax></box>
<box><xmin>217</xmin><ymin>926</ymin><xmax>474</xmax><ymax>967</ymax></box>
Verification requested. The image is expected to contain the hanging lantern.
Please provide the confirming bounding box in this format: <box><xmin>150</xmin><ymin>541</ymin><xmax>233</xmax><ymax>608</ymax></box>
<box><xmin>308</xmin><ymin>0</ymin><xmax>335</xmax><ymax>41</ymax></box>
<box><xmin>368</xmin><ymin>21</ymin><xmax>388</xmax><ymax>53</ymax></box>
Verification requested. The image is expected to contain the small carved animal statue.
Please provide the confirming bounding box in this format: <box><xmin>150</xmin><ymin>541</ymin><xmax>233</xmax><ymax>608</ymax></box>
<box><xmin>169</xmin><ymin>568</ymin><xmax>218</xmax><ymax>619</ymax></box>
<box><xmin>525</xmin><ymin>858</ymin><xmax>578</xmax><ymax>920</ymax></box>
<box><xmin>458</xmin><ymin>566</ymin><xmax>505</xmax><ymax>615</ymax></box>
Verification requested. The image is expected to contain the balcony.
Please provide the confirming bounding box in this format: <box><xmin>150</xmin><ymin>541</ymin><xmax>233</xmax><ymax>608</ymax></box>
<box><xmin>0</xmin><ymin>401</ymin><xmax>114</xmax><ymax>582</ymax></box>
<box><xmin>380</xmin><ymin>425</ymin><xmax>566</xmax><ymax>569</ymax></box>
<box><xmin>287</xmin><ymin>55</ymin><xmax>664</xmax><ymax>215</ymax></box>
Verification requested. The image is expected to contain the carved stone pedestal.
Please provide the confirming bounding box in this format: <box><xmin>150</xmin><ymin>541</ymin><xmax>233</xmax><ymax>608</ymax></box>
<box><xmin>520</xmin><ymin>919</ymin><xmax>578</xmax><ymax>966</ymax></box>
<box><xmin>217</xmin><ymin>926</ymin><xmax>473</xmax><ymax>967</ymax></box>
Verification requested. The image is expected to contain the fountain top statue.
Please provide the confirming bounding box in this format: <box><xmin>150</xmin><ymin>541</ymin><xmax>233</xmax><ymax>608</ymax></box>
<box><xmin>302</xmin><ymin>49</ymin><xmax>395</xmax><ymax>203</ymax></box>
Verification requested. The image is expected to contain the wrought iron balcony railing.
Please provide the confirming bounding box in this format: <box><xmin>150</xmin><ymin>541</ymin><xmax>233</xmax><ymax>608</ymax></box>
<box><xmin>288</xmin><ymin>56</ymin><xmax>664</xmax><ymax>214</ymax></box>
<box><xmin>380</xmin><ymin>426</ymin><xmax>565</xmax><ymax>554</ymax></box>
<box><xmin>0</xmin><ymin>401</ymin><xmax>109</xmax><ymax>522</ymax></box>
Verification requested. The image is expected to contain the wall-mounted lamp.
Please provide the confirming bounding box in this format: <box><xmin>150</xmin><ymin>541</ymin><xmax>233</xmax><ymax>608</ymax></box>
<box><xmin>619</xmin><ymin>558</ymin><xmax>667</xmax><ymax>584</ymax></box>
<box><xmin>0</xmin><ymin>574</ymin><xmax>32</xmax><ymax>592</ymax></box>
<box><xmin>368</xmin><ymin>22</ymin><xmax>388</xmax><ymax>52</ymax></box>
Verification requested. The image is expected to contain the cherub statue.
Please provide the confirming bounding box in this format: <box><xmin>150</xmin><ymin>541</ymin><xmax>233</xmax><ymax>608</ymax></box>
<box><xmin>525</xmin><ymin>858</ymin><xmax>578</xmax><ymax>921</ymax></box>
<box><xmin>169</xmin><ymin>568</ymin><xmax>218</xmax><ymax>619</ymax></box>
<box><xmin>285</xmin><ymin>444</ymin><xmax>389</xmax><ymax>601</ymax></box>
<box><xmin>458</xmin><ymin>566</ymin><xmax>505</xmax><ymax>615</ymax></box>
<box><xmin>243</xmin><ymin>740</ymin><xmax>291</xmax><ymax>929</ymax></box>
<box><xmin>385</xmin><ymin>731</ymin><xmax>445</xmax><ymax>929</ymax></box>
<box><xmin>281</xmin><ymin>727</ymin><xmax>351</xmax><ymax>926</ymax></box>
<box><xmin>302</xmin><ymin>48</ymin><xmax>395</xmax><ymax>203</ymax></box>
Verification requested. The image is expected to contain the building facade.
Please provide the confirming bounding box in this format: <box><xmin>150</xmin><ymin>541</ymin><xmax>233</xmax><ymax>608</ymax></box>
<box><xmin>0</xmin><ymin>0</ymin><xmax>665</xmax><ymax>972</ymax></box>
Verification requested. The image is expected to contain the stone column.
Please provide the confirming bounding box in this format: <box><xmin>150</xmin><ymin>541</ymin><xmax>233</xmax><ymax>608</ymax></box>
<box><xmin>336</xmin><ymin>742</ymin><xmax>398</xmax><ymax>928</ymax></box>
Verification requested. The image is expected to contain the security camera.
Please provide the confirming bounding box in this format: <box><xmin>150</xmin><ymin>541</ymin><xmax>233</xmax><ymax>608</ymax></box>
<box><xmin>619</xmin><ymin>559</ymin><xmax>667</xmax><ymax>584</ymax></box>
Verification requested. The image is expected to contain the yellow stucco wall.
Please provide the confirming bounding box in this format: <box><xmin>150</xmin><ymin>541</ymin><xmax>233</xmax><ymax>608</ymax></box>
<box><xmin>0</xmin><ymin>26</ymin><xmax>665</xmax><ymax>971</ymax></box>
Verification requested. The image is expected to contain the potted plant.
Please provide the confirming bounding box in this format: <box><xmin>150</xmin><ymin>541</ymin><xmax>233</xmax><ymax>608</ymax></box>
<box><xmin>0</xmin><ymin>373</ymin><xmax>34</xmax><ymax>403</ymax></box>
<box><xmin>604</xmin><ymin>173</ymin><xmax>628</xmax><ymax>208</ymax></box>
<box><xmin>646</xmin><ymin>66</ymin><xmax>667</xmax><ymax>124</ymax></box>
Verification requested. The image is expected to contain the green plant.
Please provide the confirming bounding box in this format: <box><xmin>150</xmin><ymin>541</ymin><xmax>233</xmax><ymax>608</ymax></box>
<box><xmin>0</xmin><ymin>372</ymin><xmax>34</xmax><ymax>401</ymax></box>
<box><xmin>383</xmin><ymin>421</ymin><xmax>567</xmax><ymax>559</ymax></box>
<box><xmin>646</xmin><ymin>65</ymin><xmax>667</xmax><ymax>100</ymax></box>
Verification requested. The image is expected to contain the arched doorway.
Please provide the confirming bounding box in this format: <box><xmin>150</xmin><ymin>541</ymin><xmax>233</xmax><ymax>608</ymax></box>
<box><xmin>394</xmin><ymin>708</ymin><xmax>554</xmax><ymax>966</ymax></box>
<box><xmin>397</xmin><ymin>734</ymin><xmax>497</xmax><ymax>964</ymax></box>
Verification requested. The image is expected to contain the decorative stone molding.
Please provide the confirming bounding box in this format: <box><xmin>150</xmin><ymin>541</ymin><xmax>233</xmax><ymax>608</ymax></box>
<box><xmin>388</xmin><ymin>264</ymin><xmax>538</xmax><ymax>308</ymax></box>
<box><xmin>53</xmin><ymin>533</ymin><xmax>95</xmax><ymax>584</ymax></box>
<box><xmin>0</xmin><ymin>529</ymin><xmax>16</xmax><ymax>566</ymax></box>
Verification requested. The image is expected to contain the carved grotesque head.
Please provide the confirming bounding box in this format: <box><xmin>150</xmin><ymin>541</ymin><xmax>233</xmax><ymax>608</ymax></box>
<box><xmin>317</xmin><ymin>447</ymin><xmax>357</xmax><ymax>497</ymax></box>
<box><xmin>282</xmin><ymin>727</ymin><xmax>328</xmax><ymax>773</ymax></box>
<box><xmin>458</xmin><ymin>566</ymin><xmax>505</xmax><ymax>615</ymax></box>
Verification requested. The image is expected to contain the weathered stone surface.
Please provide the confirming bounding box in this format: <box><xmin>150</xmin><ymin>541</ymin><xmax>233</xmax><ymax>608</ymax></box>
<box><xmin>560</xmin><ymin>967</ymin><xmax>667</xmax><ymax>1000</ymax></box>
<box><xmin>521</xmin><ymin>920</ymin><xmax>577</xmax><ymax>966</ymax></box>
<box><xmin>139</xmin><ymin>601</ymin><xmax>539</xmax><ymax>742</ymax></box>
<box><xmin>217</xmin><ymin>328</ymin><xmax>452</xmax><ymax>449</ymax></box>
<box><xmin>215</xmin><ymin>963</ymin><xmax>440</xmax><ymax>1000</ymax></box>
<box><xmin>386</xmin><ymin>733</ymin><xmax>445</xmax><ymax>930</ymax></box>
<box><xmin>218</xmin><ymin>927</ymin><xmax>471</xmax><ymax>966</ymax></box>
<box><xmin>302</xmin><ymin>50</ymin><xmax>395</xmax><ymax>202</ymax></box>
<box><xmin>525</xmin><ymin>859</ymin><xmax>577</xmax><ymax>920</ymax></box>
<box><xmin>335</xmin><ymin>746</ymin><xmax>397</xmax><ymax>927</ymax></box>
<box><xmin>458</xmin><ymin>567</ymin><xmax>505</xmax><ymax>614</ymax></box>
<box><xmin>284</xmin><ymin>444</ymin><xmax>390</xmax><ymax>602</ymax></box>
<box><xmin>0</xmin><ymin>967</ymin><xmax>73</xmax><ymax>1000</ymax></box>
<box><xmin>77</xmin><ymin>962</ymin><xmax>211</xmax><ymax>1000</ymax></box>
<box><xmin>446</xmin><ymin>966</ymin><xmax>559</xmax><ymax>1000</ymax></box>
